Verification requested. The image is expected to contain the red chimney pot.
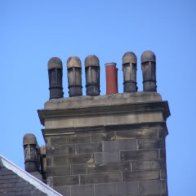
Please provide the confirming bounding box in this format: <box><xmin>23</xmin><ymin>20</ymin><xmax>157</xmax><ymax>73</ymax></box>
<box><xmin>105</xmin><ymin>63</ymin><xmax>118</xmax><ymax>95</ymax></box>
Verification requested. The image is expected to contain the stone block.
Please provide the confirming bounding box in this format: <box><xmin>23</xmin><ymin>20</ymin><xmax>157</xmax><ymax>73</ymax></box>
<box><xmin>103</xmin><ymin>139</ymin><xmax>137</xmax><ymax>152</ymax></box>
<box><xmin>54</xmin><ymin>154</ymin><xmax>93</xmax><ymax>166</ymax></box>
<box><xmin>75</xmin><ymin>143</ymin><xmax>102</xmax><ymax>154</ymax></box>
<box><xmin>115</xmin><ymin>127</ymin><xmax>158</xmax><ymax>140</ymax></box>
<box><xmin>88</xmin><ymin>161</ymin><xmax>130</xmax><ymax>173</ymax></box>
<box><xmin>53</xmin><ymin>175</ymin><xmax>79</xmax><ymax>186</ymax></box>
<box><xmin>50</xmin><ymin>133</ymin><xmax>91</xmax><ymax>145</ymax></box>
<box><xmin>94</xmin><ymin>152</ymin><xmax>119</xmax><ymax>164</ymax></box>
<box><xmin>94</xmin><ymin>182</ymin><xmax>139</xmax><ymax>196</ymax></box>
<box><xmin>132</xmin><ymin>160</ymin><xmax>161</xmax><ymax>171</ymax></box>
<box><xmin>123</xmin><ymin>170</ymin><xmax>160</xmax><ymax>181</ymax></box>
<box><xmin>139</xmin><ymin>180</ymin><xmax>167</xmax><ymax>195</ymax></box>
<box><xmin>80</xmin><ymin>172</ymin><xmax>122</xmax><ymax>184</ymax></box>
<box><xmin>70</xmin><ymin>154</ymin><xmax>93</xmax><ymax>164</ymax></box>
<box><xmin>53</xmin><ymin>155</ymin><xmax>70</xmax><ymax>166</ymax></box>
<box><xmin>55</xmin><ymin>185</ymin><xmax>70</xmax><ymax>196</ymax></box>
<box><xmin>138</xmin><ymin>139</ymin><xmax>164</xmax><ymax>150</ymax></box>
<box><xmin>50</xmin><ymin>136</ymin><xmax>69</xmax><ymax>146</ymax></box>
<box><xmin>91</xmin><ymin>131</ymin><xmax>115</xmax><ymax>142</ymax></box>
<box><xmin>159</xmin><ymin>149</ymin><xmax>166</xmax><ymax>160</ymax></box>
<box><xmin>121</xmin><ymin>150</ymin><xmax>158</xmax><ymax>161</ymax></box>
<box><xmin>47</xmin><ymin>166</ymin><xmax>70</xmax><ymax>176</ymax></box>
<box><xmin>71</xmin><ymin>184</ymin><xmax>94</xmax><ymax>196</ymax></box>
<box><xmin>47</xmin><ymin>144</ymin><xmax>75</xmax><ymax>155</ymax></box>
<box><xmin>71</xmin><ymin>164</ymin><xmax>87</xmax><ymax>175</ymax></box>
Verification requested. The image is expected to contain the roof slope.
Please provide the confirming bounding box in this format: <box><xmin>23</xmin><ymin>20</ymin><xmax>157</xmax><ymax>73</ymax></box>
<box><xmin>0</xmin><ymin>155</ymin><xmax>62</xmax><ymax>196</ymax></box>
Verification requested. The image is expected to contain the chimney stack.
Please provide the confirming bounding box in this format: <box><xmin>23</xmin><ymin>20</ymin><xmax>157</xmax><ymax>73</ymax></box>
<box><xmin>67</xmin><ymin>56</ymin><xmax>82</xmax><ymax>97</ymax></box>
<box><xmin>122</xmin><ymin>52</ymin><xmax>137</xmax><ymax>92</ymax></box>
<box><xmin>141</xmin><ymin>50</ymin><xmax>157</xmax><ymax>92</ymax></box>
<box><xmin>105</xmin><ymin>63</ymin><xmax>118</xmax><ymax>95</ymax></box>
<box><xmin>39</xmin><ymin>50</ymin><xmax>170</xmax><ymax>196</ymax></box>
<box><xmin>48</xmin><ymin>57</ymin><xmax>63</xmax><ymax>99</ymax></box>
<box><xmin>85</xmin><ymin>55</ymin><xmax>100</xmax><ymax>96</ymax></box>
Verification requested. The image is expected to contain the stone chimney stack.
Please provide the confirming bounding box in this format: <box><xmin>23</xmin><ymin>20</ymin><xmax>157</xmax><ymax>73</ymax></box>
<box><xmin>38</xmin><ymin>50</ymin><xmax>170</xmax><ymax>196</ymax></box>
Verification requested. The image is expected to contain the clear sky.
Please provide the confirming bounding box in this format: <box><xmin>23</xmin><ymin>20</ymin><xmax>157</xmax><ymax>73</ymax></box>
<box><xmin>1</xmin><ymin>0</ymin><xmax>196</xmax><ymax>195</ymax></box>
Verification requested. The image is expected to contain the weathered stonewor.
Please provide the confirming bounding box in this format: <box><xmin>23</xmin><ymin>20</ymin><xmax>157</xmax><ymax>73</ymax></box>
<box><xmin>38</xmin><ymin>92</ymin><xmax>170</xmax><ymax>196</ymax></box>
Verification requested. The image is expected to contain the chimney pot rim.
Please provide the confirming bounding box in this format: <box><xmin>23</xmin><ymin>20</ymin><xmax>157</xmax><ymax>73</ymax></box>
<box><xmin>105</xmin><ymin>62</ymin><xmax>117</xmax><ymax>67</ymax></box>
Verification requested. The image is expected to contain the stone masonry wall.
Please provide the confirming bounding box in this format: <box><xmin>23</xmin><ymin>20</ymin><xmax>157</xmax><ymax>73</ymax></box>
<box><xmin>44</xmin><ymin>124</ymin><xmax>168</xmax><ymax>196</ymax></box>
<box><xmin>38</xmin><ymin>93</ymin><xmax>170</xmax><ymax>196</ymax></box>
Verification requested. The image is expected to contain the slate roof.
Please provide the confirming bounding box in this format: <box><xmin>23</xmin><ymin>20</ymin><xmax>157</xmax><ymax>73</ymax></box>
<box><xmin>0</xmin><ymin>155</ymin><xmax>62</xmax><ymax>196</ymax></box>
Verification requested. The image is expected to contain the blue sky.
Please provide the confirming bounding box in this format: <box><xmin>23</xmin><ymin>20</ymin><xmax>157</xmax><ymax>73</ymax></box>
<box><xmin>1</xmin><ymin>0</ymin><xmax>196</xmax><ymax>195</ymax></box>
